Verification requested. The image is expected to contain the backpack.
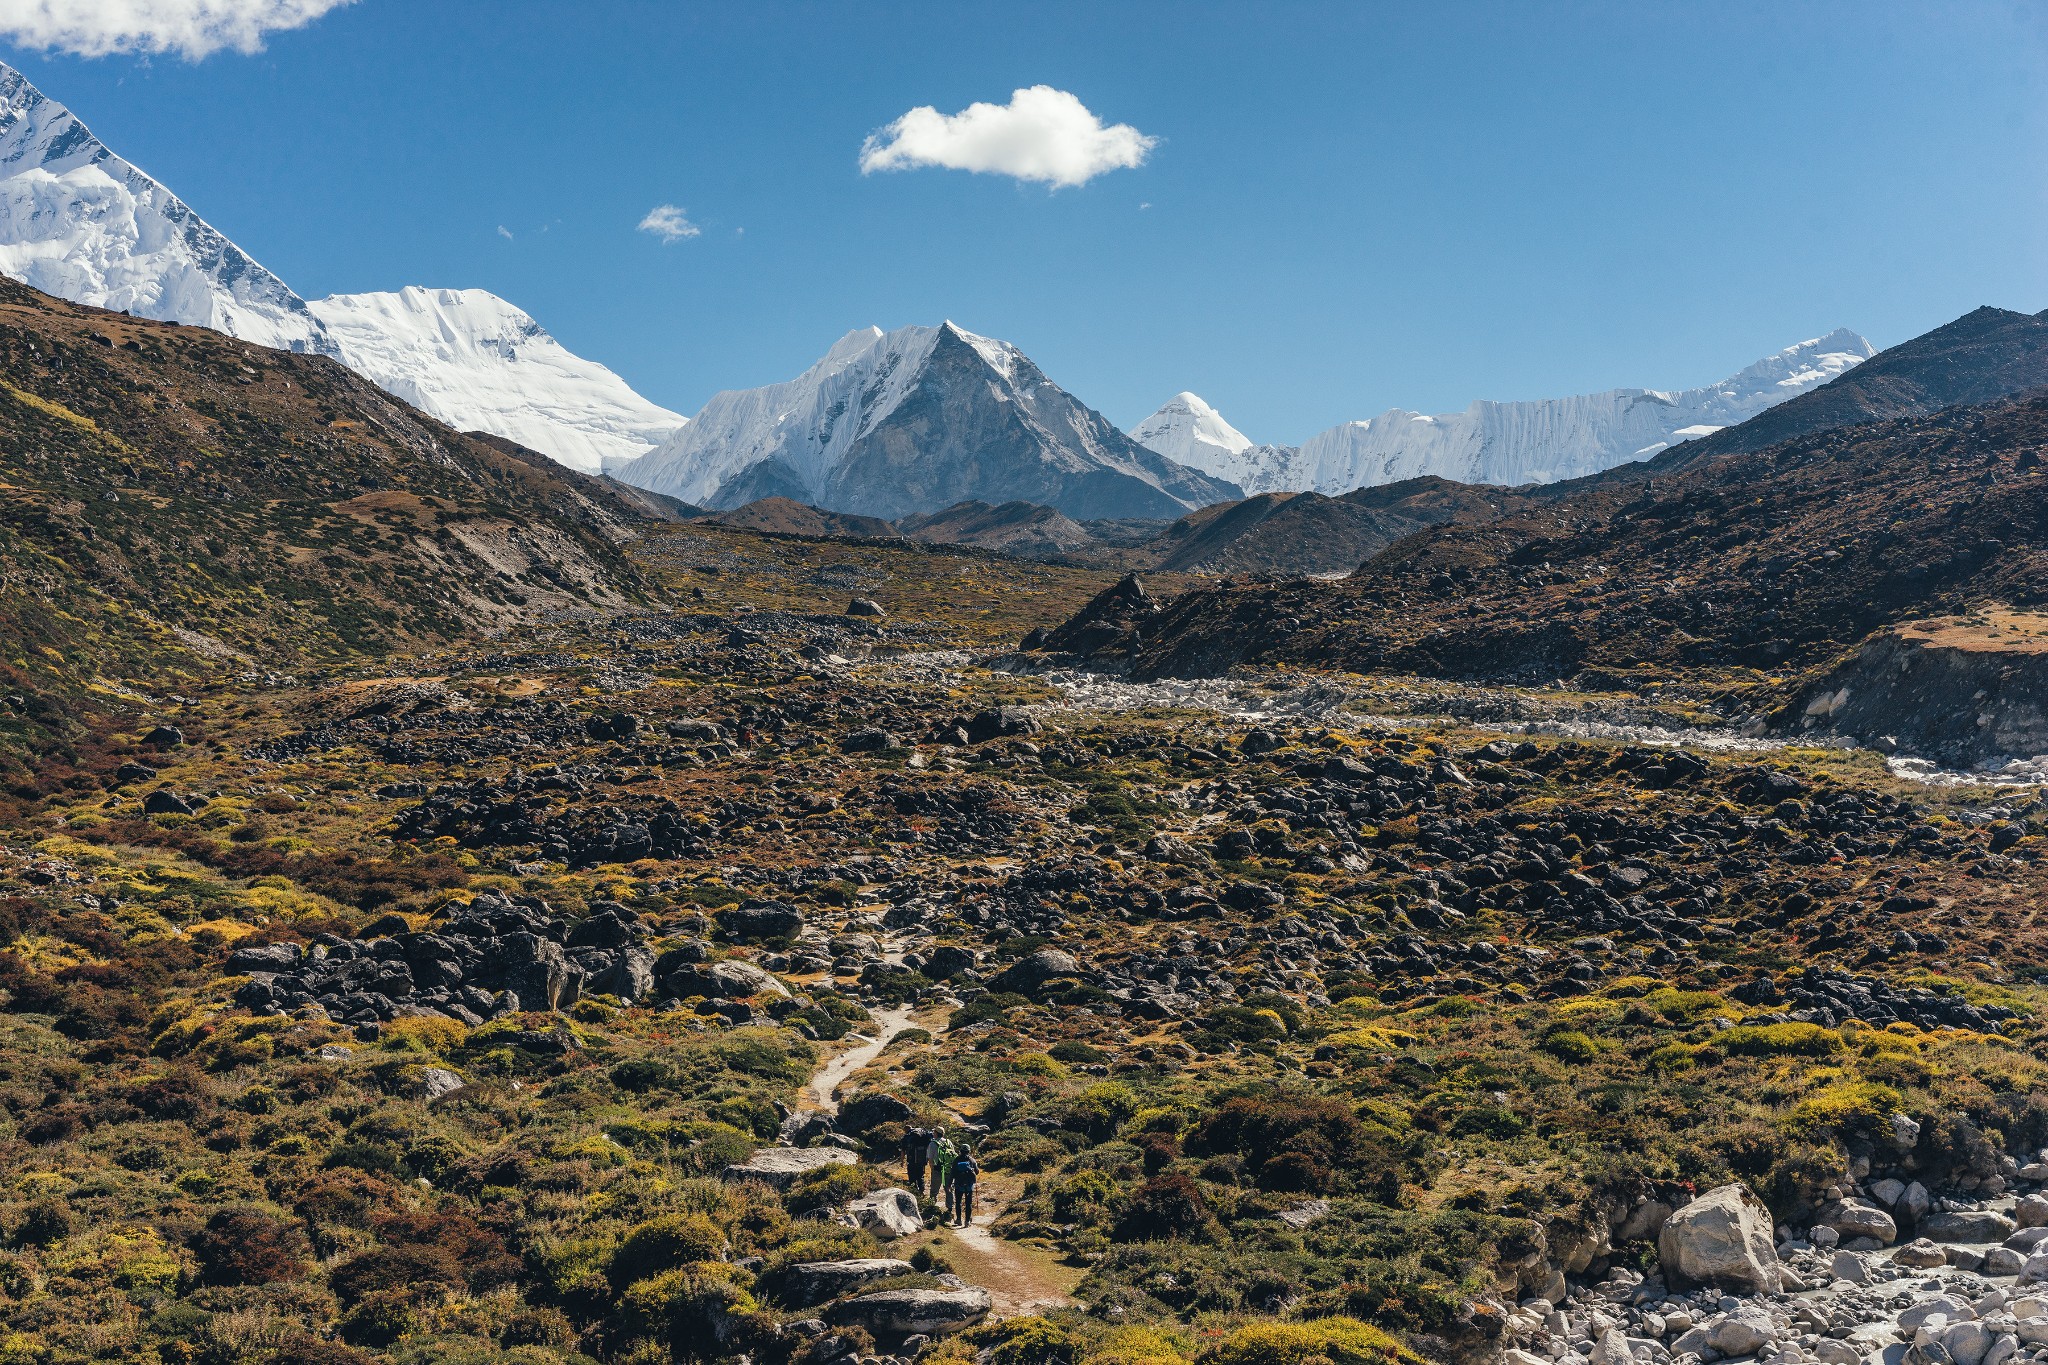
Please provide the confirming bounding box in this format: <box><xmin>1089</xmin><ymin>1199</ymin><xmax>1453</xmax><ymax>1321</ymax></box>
<box><xmin>952</xmin><ymin>1156</ymin><xmax>979</xmax><ymax>1184</ymax></box>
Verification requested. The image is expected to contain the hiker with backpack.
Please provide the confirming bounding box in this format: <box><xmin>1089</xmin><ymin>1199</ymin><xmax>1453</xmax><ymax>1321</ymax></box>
<box><xmin>929</xmin><ymin>1129</ymin><xmax>957</xmax><ymax>1215</ymax></box>
<box><xmin>951</xmin><ymin>1143</ymin><xmax>980</xmax><ymax>1226</ymax></box>
<box><xmin>903</xmin><ymin>1127</ymin><xmax>927</xmax><ymax>1189</ymax></box>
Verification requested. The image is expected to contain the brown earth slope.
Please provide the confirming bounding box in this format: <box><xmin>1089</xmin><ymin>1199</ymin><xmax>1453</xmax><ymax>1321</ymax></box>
<box><xmin>0</xmin><ymin>278</ymin><xmax>655</xmax><ymax>698</ymax></box>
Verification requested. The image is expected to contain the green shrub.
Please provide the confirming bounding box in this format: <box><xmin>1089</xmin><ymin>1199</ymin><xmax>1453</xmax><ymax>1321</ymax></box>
<box><xmin>609</xmin><ymin>1213</ymin><xmax>726</xmax><ymax>1289</ymax></box>
<box><xmin>1788</xmin><ymin>1082</ymin><xmax>1902</xmax><ymax>1136</ymax></box>
<box><xmin>1539</xmin><ymin>1029</ymin><xmax>1598</xmax><ymax>1063</ymax></box>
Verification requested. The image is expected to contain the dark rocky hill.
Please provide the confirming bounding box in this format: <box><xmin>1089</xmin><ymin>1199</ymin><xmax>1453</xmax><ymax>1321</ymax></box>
<box><xmin>1036</xmin><ymin>388</ymin><xmax>2048</xmax><ymax>684</ymax></box>
<box><xmin>895</xmin><ymin>499</ymin><xmax>1098</xmax><ymax>558</ymax></box>
<box><xmin>707</xmin><ymin>497</ymin><xmax>899</xmax><ymax>539</ymax></box>
<box><xmin>0</xmin><ymin>278</ymin><xmax>652</xmax><ymax>696</ymax></box>
<box><xmin>1148</xmin><ymin>477</ymin><xmax>1534</xmax><ymax>576</ymax></box>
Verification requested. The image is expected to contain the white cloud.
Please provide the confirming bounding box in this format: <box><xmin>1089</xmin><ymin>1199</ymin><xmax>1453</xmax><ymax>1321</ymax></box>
<box><xmin>637</xmin><ymin>203</ymin><xmax>700</xmax><ymax>244</ymax></box>
<box><xmin>0</xmin><ymin>0</ymin><xmax>354</xmax><ymax>60</ymax></box>
<box><xmin>496</xmin><ymin>225</ymin><xmax>513</xmax><ymax>241</ymax></box>
<box><xmin>859</xmin><ymin>85</ymin><xmax>1156</xmax><ymax>189</ymax></box>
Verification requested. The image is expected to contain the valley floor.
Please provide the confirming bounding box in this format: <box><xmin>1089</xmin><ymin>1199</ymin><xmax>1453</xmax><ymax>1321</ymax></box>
<box><xmin>0</xmin><ymin>526</ymin><xmax>2044</xmax><ymax>1365</ymax></box>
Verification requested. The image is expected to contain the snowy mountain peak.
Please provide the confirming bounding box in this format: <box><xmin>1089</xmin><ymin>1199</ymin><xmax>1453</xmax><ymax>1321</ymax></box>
<box><xmin>616</xmin><ymin>322</ymin><xmax>1241</xmax><ymax>519</ymax></box>
<box><xmin>0</xmin><ymin>63</ymin><xmax>686</xmax><ymax>474</ymax></box>
<box><xmin>0</xmin><ymin>60</ymin><xmax>334</xmax><ymax>356</ymax></box>
<box><xmin>307</xmin><ymin>288</ymin><xmax>687</xmax><ymax>475</ymax></box>
<box><xmin>1151</xmin><ymin>329</ymin><xmax>1876</xmax><ymax>496</ymax></box>
<box><xmin>1130</xmin><ymin>391</ymin><xmax>1258</xmax><ymax>476</ymax></box>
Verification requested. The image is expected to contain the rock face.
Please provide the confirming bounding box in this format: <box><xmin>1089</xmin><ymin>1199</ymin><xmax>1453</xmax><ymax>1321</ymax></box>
<box><xmin>824</xmin><ymin>1286</ymin><xmax>992</xmax><ymax>1337</ymax></box>
<box><xmin>1658</xmin><ymin>1183</ymin><xmax>1784</xmax><ymax>1293</ymax></box>
<box><xmin>721</xmin><ymin>1147</ymin><xmax>856</xmax><ymax>1188</ymax></box>
<box><xmin>841</xmin><ymin>1188</ymin><xmax>923</xmax><ymax>1239</ymax></box>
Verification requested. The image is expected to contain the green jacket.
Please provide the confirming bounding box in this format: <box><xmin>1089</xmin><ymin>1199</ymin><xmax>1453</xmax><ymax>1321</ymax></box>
<box><xmin>933</xmin><ymin>1137</ymin><xmax>957</xmax><ymax>1177</ymax></box>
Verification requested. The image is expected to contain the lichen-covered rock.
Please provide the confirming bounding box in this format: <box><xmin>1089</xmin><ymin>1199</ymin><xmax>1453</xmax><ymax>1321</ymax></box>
<box><xmin>824</xmin><ymin>1287</ymin><xmax>991</xmax><ymax>1337</ymax></box>
<box><xmin>721</xmin><ymin>1146</ymin><xmax>855</xmax><ymax>1188</ymax></box>
<box><xmin>841</xmin><ymin>1187</ymin><xmax>922</xmax><ymax>1239</ymax></box>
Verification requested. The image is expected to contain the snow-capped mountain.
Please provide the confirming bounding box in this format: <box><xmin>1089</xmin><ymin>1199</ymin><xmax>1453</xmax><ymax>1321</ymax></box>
<box><xmin>1128</xmin><ymin>391</ymin><xmax>1257</xmax><ymax>475</ymax></box>
<box><xmin>1134</xmin><ymin>330</ymin><xmax>1875</xmax><ymax>495</ymax></box>
<box><xmin>309</xmin><ymin>288</ymin><xmax>685</xmax><ymax>474</ymax></box>
<box><xmin>616</xmin><ymin>322</ymin><xmax>1241</xmax><ymax>519</ymax></box>
<box><xmin>0</xmin><ymin>62</ymin><xmax>682</xmax><ymax>474</ymax></box>
<box><xmin>0</xmin><ymin>62</ymin><xmax>334</xmax><ymax>356</ymax></box>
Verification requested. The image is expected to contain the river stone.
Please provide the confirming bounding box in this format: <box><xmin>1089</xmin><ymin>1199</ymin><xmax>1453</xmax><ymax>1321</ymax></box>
<box><xmin>842</xmin><ymin>1187</ymin><xmax>923</xmax><ymax>1239</ymax></box>
<box><xmin>825</xmin><ymin>1287</ymin><xmax>992</xmax><ymax>1337</ymax></box>
<box><xmin>1923</xmin><ymin>1211</ymin><xmax>2019</xmax><ymax>1243</ymax></box>
<box><xmin>1896</xmin><ymin>1238</ymin><xmax>1951</xmax><ymax>1269</ymax></box>
<box><xmin>1658</xmin><ymin>1183</ymin><xmax>1785</xmax><ymax>1293</ymax></box>
<box><xmin>722</xmin><ymin>1146</ymin><xmax>856</xmax><ymax>1188</ymax></box>
<box><xmin>1710</xmin><ymin>1307</ymin><xmax>1779</xmax><ymax>1356</ymax></box>
<box><xmin>1939</xmin><ymin>1320</ymin><xmax>1995</xmax><ymax>1365</ymax></box>
<box><xmin>2016</xmin><ymin>1196</ymin><xmax>2048</xmax><ymax>1229</ymax></box>
<box><xmin>1986</xmin><ymin>1246</ymin><xmax>2028</xmax><ymax>1276</ymax></box>
<box><xmin>1815</xmin><ymin>1198</ymin><xmax>1900</xmax><ymax>1245</ymax></box>
<box><xmin>776</xmin><ymin>1258</ymin><xmax>912</xmax><ymax>1308</ymax></box>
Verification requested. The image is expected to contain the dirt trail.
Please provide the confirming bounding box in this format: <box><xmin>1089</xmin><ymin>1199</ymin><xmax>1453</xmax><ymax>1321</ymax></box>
<box><xmin>804</xmin><ymin>1004</ymin><xmax>917</xmax><ymax>1113</ymax></box>
<box><xmin>929</xmin><ymin>1170</ymin><xmax>1081</xmax><ymax>1318</ymax></box>
<box><xmin>794</xmin><ymin>983</ymin><xmax>1079</xmax><ymax>1319</ymax></box>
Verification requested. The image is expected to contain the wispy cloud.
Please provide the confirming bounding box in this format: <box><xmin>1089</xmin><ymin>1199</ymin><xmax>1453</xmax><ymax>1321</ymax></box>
<box><xmin>0</xmin><ymin>0</ymin><xmax>354</xmax><ymax>60</ymax></box>
<box><xmin>860</xmin><ymin>86</ymin><xmax>1156</xmax><ymax>189</ymax></box>
<box><xmin>637</xmin><ymin>204</ymin><xmax>700</xmax><ymax>244</ymax></box>
<box><xmin>496</xmin><ymin>225</ymin><xmax>513</xmax><ymax>241</ymax></box>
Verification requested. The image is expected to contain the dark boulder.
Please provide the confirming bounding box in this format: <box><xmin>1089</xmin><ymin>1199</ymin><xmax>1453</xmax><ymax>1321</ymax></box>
<box><xmin>836</xmin><ymin>1091</ymin><xmax>913</xmax><ymax>1135</ymax></box>
<box><xmin>717</xmin><ymin>899</ymin><xmax>804</xmax><ymax>942</ymax></box>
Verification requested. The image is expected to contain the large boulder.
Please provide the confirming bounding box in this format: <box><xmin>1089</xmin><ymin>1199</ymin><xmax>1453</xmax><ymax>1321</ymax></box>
<box><xmin>825</xmin><ymin>1287</ymin><xmax>991</xmax><ymax>1338</ymax></box>
<box><xmin>991</xmin><ymin>948</ymin><xmax>1080</xmax><ymax>996</ymax></box>
<box><xmin>773</xmin><ymin>1258</ymin><xmax>912</xmax><ymax>1308</ymax></box>
<box><xmin>836</xmin><ymin>1091</ymin><xmax>913</xmax><ymax>1136</ymax></box>
<box><xmin>664</xmin><ymin>958</ymin><xmax>789</xmax><ymax>1001</ymax></box>
<box><xmin>842</xmin><ymin>1188</ymin><xmax>923</xmax><ymax>1239</ymax></box>
<box><xmin>578</xmin><ymin>946</ymin><xmax>656</xmax><ymax>1003</ymax></box>
<box><xmin>476</xmin><ymin>933</ymin><xmax>583</xmax><ymax>1012</ymax></box>
<box><xmin>718</xmin><ymin>899</ymin><xmax>804</xmax><ymax>942</ymax></box>
<box><xmin>1922</xmin><ymin>1210</ymin><xmax>2018</xmax><ymax>1244</ymax></box>
<box><xmin>1658</xmin><ymin>1183</ymin><xmax>1784</xmax><ymax>1293</ymax></box>
<box><xmin>722</xmin><ymin>1147</ymin><xmax>856</xmax><ymax>1188</ymax></box>
<box><xmin>227</xmin><ymin>942</ymin><xmax>302</xmax><ymax>975</ymax></box>
<box><xmin>1813</xmin><ymin>1198</ymin><xmax>1898</xmax><ymax>1245</ymax></box>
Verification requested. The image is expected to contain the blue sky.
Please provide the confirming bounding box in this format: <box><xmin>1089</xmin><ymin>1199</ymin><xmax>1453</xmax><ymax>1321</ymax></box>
<box><xmin>5</xmin><ymin>1</ymin><xmax>2045</xmax><ymax>443</ymax></box>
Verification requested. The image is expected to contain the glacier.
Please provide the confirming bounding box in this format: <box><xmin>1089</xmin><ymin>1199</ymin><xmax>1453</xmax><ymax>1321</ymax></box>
<box><xmin>1134</xmin><ymin>329</ymin><xmax>1876</xmax><ymax>495</ymax></box>
<box><xmin>309</xmin><ymin>288</ymin><xmax>686</xmax><ymax>474</ymax></box>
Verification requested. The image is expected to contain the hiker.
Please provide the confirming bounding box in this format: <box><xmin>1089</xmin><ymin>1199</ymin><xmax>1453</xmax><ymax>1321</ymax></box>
<box><xmin>951</xmin><ymin>1142</ymin><xmax>979</xmax><ymax>1226</ymax></box>
<box><xmin>930</xmin><ymin>1130</ymin><xmax>957</xmax><ymax>1214</ymax></box>
<box><xmin>903</xmin><ymin>1126</ymin><xmax>927</xmax><ymax>1189</ymax></box>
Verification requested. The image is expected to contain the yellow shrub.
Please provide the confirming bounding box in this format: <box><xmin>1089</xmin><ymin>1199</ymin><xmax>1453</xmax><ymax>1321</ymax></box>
<box><xmin>1009</xmin><ymin>1052</ymin><xmax>1069</xmax><ymax>1078</ymax></box>
<box><xmin>381</xmin><ymin>1015</ymin><xmax>468</xmax><ymax>1052</ymax></box>
<box><xmin>1199</xmin><ymin>1318</ymin><xmax>1420</xmax><ymax>1365</ymax></box>
<box><xmin>1088</xmin><ymin>1324</ymin><xmax>1194</xmax><ymax>1365</ymax></box>
<box><xmin>1789</xmin><ymin>1082</ymin><xmax>1902</xmax><ymax>1135</ymax></box>
<box><xmin>1716</xmin><ymin>1023</ymin><xmax>1842</xmax><ymax>1057</ymax></box>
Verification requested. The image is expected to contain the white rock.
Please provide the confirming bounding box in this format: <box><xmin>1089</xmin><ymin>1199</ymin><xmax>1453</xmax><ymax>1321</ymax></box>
<box><xmin>1813</xmin><ymin>1342</ymin><xmax>1860</xmax><ymax>1365</ymax></box>
<box><xmin>1661</xmin><ymin>1184</ymin><xmax>1786</xmax><ymax>1294</ymax></box>
<box><xmin>1943</xmin><ymin>1321</ymin><xmax>1996</xmax><ymax>1365</ymax></box>
<box><xmin>1902</xmin><ymin>1298</ymin><xmax>1975</xmax><ymax>1331</ymax></box>
<box><xmin>1712</xmin><ymin>1309</ymin><xmax>1781</xmax><ymax>1356</ymax></box>
<box><xmin>2017</xmin><ymin>1197</ymin><xmax>2048</xmax><ymax>1230</ymax></box>
<box><xmin>841</xmin><ymin>1187</ymin><xmax>924</xmax><ymax>1239</ymax></box>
